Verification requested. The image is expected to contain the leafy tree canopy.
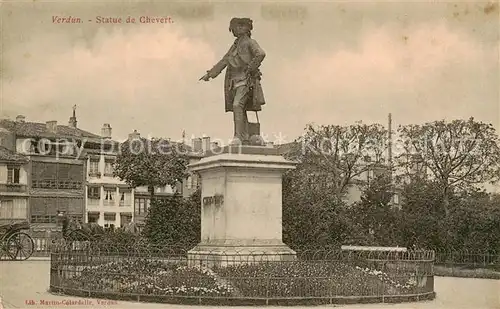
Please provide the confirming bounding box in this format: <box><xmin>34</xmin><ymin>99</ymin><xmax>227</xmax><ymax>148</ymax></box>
<box><xmin>396</xmin><ymin>118</ymin><xmax>500</xmax><ymax>214</ymax></box>
<box><xmin>113</xmin><ymin>137</ymin><xmax>190</xmax><ymax>197</ymax></box>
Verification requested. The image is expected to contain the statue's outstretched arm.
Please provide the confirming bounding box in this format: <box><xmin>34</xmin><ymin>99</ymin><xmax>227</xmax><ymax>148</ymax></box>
<box><xmin>208</xmin><ymin>54</ymin><xmax>228</xmax><ymax>78</ymax></box>
<box><xmin>247</xmin><ymin>39</ymin><xmax>266</xmax><ymax>72</ymax></box>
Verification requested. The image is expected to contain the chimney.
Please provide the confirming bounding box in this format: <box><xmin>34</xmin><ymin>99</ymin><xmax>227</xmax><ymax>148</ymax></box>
<box><xmin>16</xmin><ymin>115</ymin><xmax>26</xmax><ymax>123</ymax></box>
<box><xmin>192</xmin><ymin>137</ymin><xmax>202</xmax><ymax>152</ymax></box>
<box><xmin>128</xmin><ymin>130</ymin><xmax>140</xmax><ymax>140</ymax></box>
<box><xmin>68</xmin><ymin>105</ymin><xmax>77</xmax><ymax>128</ymax></box>
<box><xmin>46</xmin><ymin>120</ymin><xmax>57</xmax><ymax>133</ymax></box>
<box><xmin>101</xmin><ymin>123</ymin><xmax>112</xmax><ymax>138</ymax></box>
<box><xmin>202</xmin><ymin>136</ymin><xmax>210</xmax><ymax>153</ymax></box>
<box><xmin>68</xmin><ymin>118</ymin><xmax>77</xmax><ymax>128</ymax></box>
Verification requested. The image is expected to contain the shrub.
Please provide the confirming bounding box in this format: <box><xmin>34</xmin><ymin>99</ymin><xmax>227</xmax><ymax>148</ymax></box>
<box><xmin>142</xmin><ymin>191</ymin><xmax>200</xmax><ymax>249</ymax></box>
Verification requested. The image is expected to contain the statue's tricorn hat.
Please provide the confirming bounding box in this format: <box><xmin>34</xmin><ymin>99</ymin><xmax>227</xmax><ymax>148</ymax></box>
<box><xmin>229</xmin><ymin>17</ymin><xmax>253</xmax><ymax>32</ymax></box>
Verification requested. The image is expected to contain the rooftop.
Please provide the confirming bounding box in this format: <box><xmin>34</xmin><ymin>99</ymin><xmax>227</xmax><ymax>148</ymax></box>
<box><xmin>0</xmin><ymin>119</ymin><xmax>100</xmax><ymax>140</ymax></box>
<box><xmin>0</xmin><ymin>146</ymin><xmax>28</xmax><ymax>162</ymax></box>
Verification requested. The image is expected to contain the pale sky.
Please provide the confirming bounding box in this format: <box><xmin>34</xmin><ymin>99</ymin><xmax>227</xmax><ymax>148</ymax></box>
<box><xmin>1</xmin><ymin>1</ymin><xmax>499</xmax><ymax>146</ymax></box>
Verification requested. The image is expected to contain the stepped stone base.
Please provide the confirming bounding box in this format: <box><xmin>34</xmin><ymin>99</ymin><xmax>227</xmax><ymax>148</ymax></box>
<box><xmin>188</xmin><ymin>240</ymin><xmax>296</xmax><ymax>267</ymax></box>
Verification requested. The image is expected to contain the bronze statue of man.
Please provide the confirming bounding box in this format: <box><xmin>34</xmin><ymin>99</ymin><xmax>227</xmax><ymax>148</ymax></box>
<box><xmin>200</xmin><ymin>17</ymin><xmax>266</xmax><ymax>145</ymax></box>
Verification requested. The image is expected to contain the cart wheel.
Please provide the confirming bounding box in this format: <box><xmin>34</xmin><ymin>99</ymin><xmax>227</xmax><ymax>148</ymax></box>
<box><xmin>6</xmin><ymin>232</ymin><xmax>35</xmax><ymax>261</ymax></box>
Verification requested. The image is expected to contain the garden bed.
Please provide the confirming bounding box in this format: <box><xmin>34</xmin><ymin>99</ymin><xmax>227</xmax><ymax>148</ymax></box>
<box><xmin>60</xmin><ymin>258</ymin><xmax>423</xmax><ymax>299</ymax></box>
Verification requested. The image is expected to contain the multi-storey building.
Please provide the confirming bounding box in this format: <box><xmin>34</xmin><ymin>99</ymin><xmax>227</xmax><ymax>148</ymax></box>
<box><xmin>0</xmin><ymin>113</ymin><xmax>101</xmax><ymax>247</ymax></box>
<box><xmin>0</xmin><ymin>145</ymin><xmax>29</xmax><ymax>225</ymax></box>
<box><xmin>83</xmin><ymin>124</ymin><xmax>134</xmax><ymax>229</ymax></box>
<box><xmin>1</xmin><ymin>112</ymin><xmax>217</xmax><ymax>232</ymax></box>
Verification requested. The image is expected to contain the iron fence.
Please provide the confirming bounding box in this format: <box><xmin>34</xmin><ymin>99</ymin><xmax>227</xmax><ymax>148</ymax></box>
<box><xmin>433</xmin><ymin>249</ymin><xmax>500</xmax><ymax>279</ymax></box>
<box><xmin>31</xmin><ymin>236</ymin><xmax>58</xmax><ymax>257</ymax></box>
<box><xmin>20</xmin><ymin>233</ymin><xmax>500</xmax><ymax>271</ymax></box>
<box><xmin>49</xmin><ymin>242</ymin><xmax>435</xmax><ymax>306</ymax></box>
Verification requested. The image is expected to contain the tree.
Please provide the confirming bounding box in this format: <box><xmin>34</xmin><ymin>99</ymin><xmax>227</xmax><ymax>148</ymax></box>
<box><xmin>392</xmin><ymin>178</ymin><xmax>500</xmax><ymax>251</ymax></box>
<box><xmin>280</xmin><ymin>122</ymin><xmax>389</xmax><ymax>249</ymax></box>
<box><xmin>397</xmin><ymin>178</ymin><xmax>448</xmax><ymax>249</ymax></box>
<box><xmin>284</xmin><ymin>122</ymin><xmax>389</xmax><ymax>199</ymax></box>
<box><xmin>445</xmin><ymin>189</ymin><xmax>500</xmax><ymax>251</ymax></box>
<box><xmin>142</xmin><ymin>191</ymin><xmax>201</xmax><ymax>247</ymax></box>
<box><xmin>396</xmin><ymin>118</ymin><xmax>500</xmax><ymax>216</ymax></box>
<box><xmin>350</xmin><ymin>174</ymin><xmax>399</xmax><ymax>246</ymax></box>
<box><xmin>113</xmin><ymin>137</ymin><xmax>190</xmax><ymax>199</ymax></box>
<box><xmin>282</xmin><ymin>170</ymin><xmax>351</xmax><ymax>250</ymax></box>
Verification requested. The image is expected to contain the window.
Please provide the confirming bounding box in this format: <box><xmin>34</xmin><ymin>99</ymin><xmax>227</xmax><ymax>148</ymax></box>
<box><xmin>104</xmin><ymin>160</ymin><xmax>114</xmax><ymax>176</ymax></box>
<box><xmin>1</xmin><ymin>200</ymin><xmax>15</xmax><ymax>219</ymax></box>
<box><xmin>87</xmin><ymin>187</ymin><xmax>100</xmax><ymax>199</ymax></box>
<box><xmin>89</xmin><ymin>160</ymin><xmax>99</xmax><ymax>176</ymax></box>
<box><xmin>135</xmin><ymin>198</ymin><xmax>143</xmax><ymax>214</ymax></box>
<box><xmin>31</xmin><ymin>215</ymin><xmax>57</xmax><ymax>223</ymax></box>
<box><xmin>104</xmin><ymin>189</ymin><xmax>115</xmax><ymax>205</ymax></box>
<box><xmin>7</xmin><ymin>167</ymin><xmax>21</xmax><ymax>184</ymax></box>
<box><xmin>104</xmin><ymin>213</ymin><xmax>116</xmax><ymax>229</ymax></box>
<box><xmin>119</xmin><ymin>191</ymin><xmax>131</xmax><ymax>206</ymax></box>
<box><xmin>175</xmin><ymin>182</ymin><xmax>183</xmax><ymax>194</ymax></box>
<box><xmin>88</xmin><ymin>212</ymin><xmax>99</xmax><ymax>223</ymax></box>
<box><xmin>120</xmin><ymin>213</ymin><xmax>132</xmax><ymax>227</ymax></box>
<box><xmin>185</xmin><ymin>174</ymin><xmax>197</xmax><ymax>190</ymax></box>
<box><xmin>134</xmin><ymin>198</ymin><xmax>150</xmax><ymax>214</ymax></box>
<box><xmin>104</xmin><ymin>213</ymin><xmax>115</xmax><ymax>220</ymax></box>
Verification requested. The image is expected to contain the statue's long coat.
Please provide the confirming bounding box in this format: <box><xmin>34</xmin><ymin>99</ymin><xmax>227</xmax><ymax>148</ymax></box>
<box><xmin>208</xmin><ymin>36</ymin><xmax>266</xmax><ymax>112</ymax></box>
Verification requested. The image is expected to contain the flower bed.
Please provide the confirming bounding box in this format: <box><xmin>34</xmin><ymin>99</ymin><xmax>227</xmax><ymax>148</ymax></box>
<box><xmin>61</xmin><ymin>258</ymin><xmax>419</xmax><ymax>299</ymax></box>
<box><xmin>63</xmin><ymin>259</ymin><xmax>233</xmax><ymax>297</ymax></box>
<box><xmin>214</xmin><ymin>261</ymin><xmax>418</xmax><ymax>297</ymax></box>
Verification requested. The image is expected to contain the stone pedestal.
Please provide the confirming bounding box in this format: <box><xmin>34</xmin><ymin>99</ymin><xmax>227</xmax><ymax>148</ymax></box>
<box><xmin>187</xmin><ymin>145</ymin><xmax>297</xmax><ymax>267</ymax></box>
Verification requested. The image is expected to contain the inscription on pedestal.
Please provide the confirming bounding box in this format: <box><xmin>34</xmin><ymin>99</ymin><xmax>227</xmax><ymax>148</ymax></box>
<box><xmin>203</xmin><ymin>194</ymin><xmax>224</xmax><ymax>207</ymax></box>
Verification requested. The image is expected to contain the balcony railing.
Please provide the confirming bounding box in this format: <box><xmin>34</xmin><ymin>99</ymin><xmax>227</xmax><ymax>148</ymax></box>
<box><xmin>31</xmin><ymin>179</ymin><xmax>83</xmax><ymax>190</ymax></box>
<box><xmin>119</xmin><ymin>199</ymin><xmax>132</xmax><ymax>207</ymax></box>
<box><xmin>88</xmin><ymin>172</ymin><xmax>101</xmax><ymax>178</ymax></box>
<box><xmin>103</xmin><ymin>200</ymin><xmax>115</xmax><ymax>206</ymax></box>
<box><xmin>0</xmin><ymin>183</ymin><xmax>28</xmax><ymax>193</ymax></box>
<box><xmin>87</xmin><ymin>198</ymin><xmax>100</xmax><ymax>206</ymax></box>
